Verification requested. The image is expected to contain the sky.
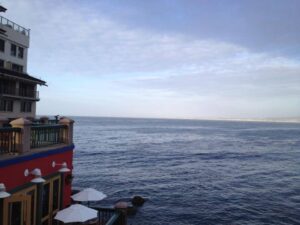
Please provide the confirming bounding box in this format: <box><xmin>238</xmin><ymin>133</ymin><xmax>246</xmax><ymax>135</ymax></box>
<box><xmin>3</xmin><ymin>0</ymin><xmax>300</xmax><ymax>119</ymax></box>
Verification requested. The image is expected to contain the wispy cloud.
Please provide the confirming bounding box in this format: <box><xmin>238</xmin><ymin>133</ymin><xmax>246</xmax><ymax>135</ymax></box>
<box><xmin>3</xmin><ymin>0</ymin><xmax>300</xmax><ymax>119</ymax></box>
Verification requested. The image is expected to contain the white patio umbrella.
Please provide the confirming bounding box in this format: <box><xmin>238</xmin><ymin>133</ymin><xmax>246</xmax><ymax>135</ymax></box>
<box><xmin>71</xmin><ymin>188</ymin><xmax>107</xmax><ymax>202</ymax></box>
<box><xmin>54</xmin><ymin>204</ymin><xmax>98</xmax><ymax>223</ymax></box>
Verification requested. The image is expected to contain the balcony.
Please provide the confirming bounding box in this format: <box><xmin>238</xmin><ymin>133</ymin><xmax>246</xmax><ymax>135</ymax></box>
<box><xmin>0</xmin><ymin>88</ymin><xmax>39</xmax><ymax>100</ymax></box>
<box><xmin>0</xmin><ymin>117</ymin><xmax>73</xmax><ymax>156</ymax></box>
<box><xmin>0</xmin><ymin>15</ymin><xmax>30</xmax><ymax>36</ymax></box>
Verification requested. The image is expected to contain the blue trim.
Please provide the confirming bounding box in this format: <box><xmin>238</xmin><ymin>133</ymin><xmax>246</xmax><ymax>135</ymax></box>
<box><xmin>0</xmin><ymin>144</ymin><xmax>75</xmax><ymax>168</ymax></box>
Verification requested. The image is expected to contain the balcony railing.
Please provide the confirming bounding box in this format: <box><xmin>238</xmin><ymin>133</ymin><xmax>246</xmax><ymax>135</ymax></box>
<box><xmin>0</xmin><ymin>117</ymin><xmax>73</xmax><ymax>156</ymax></box>
<box><xmin>0</xmin><ymin>88</ymin><xmax>39</xmax><ymax>100</ymax></box>
<box><xmin>19</xmin><ymin>89</ymin><xmax>39</xmax><ymax>99</ymax></box>
<box><xmin>0</xmin><ymin>15</ymin><xmax>30</xmax><ymax>36</ymax></box>
<box><xmin>92</xmin><ymin>207</ymin><xmax>127</xmax><ymax>225</ymax></box>
<box><xmin>0</xmin><ymin>127</ymin><xmax>21</xmax><ymax>154</ymax></box>
<box><xmin>30</xmin><ymin>125</ymin><xmax>67</xmax><ymax>149</ymax></box>
<box><xmin>32</xmin><ymin>119</ymin><xmax>58</xmax><ymax>125</ymax></box>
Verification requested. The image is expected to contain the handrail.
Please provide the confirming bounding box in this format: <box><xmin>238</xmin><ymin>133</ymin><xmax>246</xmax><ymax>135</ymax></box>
<box><xmin>32</xmin><ymin>119</ymin><xmax>58</xmax><ymax>125</ymax></box>
<box><xmin>0</xmin><ymin>127</ymin><xmax>21</xmax><ymax>132</ymax></box>
<box><xmin>91</xmin><ymin>207</ymin><xmax>126</xmax><ymax>225</ymax></box>
<box><xmin>0</xmin><ymin>87</ymin><xmax>39</xmax><ymax>99</ymax></box>
<box><xmin>105</xmin><ymin>212</ymin><xmax>122</xmax><ymax>225</ymax></box>
<box><xmin>31</xmin><ymin>124</ymin><xmax>65</xmax><ymax>129</ymax></box>
<box><xmin>0</xmin><ymin>15</ymin><xmax>30</xmax><ymax>36</ymax></box>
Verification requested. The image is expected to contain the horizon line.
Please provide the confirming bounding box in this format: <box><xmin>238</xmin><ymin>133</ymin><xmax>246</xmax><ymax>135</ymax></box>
<box><xmin>37</xmin><ymin>114</ymin><xmax>300</xmax><ymax>124</ymax></box>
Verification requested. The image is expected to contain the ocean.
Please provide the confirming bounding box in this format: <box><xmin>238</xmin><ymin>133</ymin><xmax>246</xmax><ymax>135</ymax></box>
<box><xmin>72</xmin><ymin>116</ymin><xmax>300</xmax><ymax>225</ymax></box>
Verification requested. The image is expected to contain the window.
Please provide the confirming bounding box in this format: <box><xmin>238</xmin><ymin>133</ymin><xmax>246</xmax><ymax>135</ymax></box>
<box><xmin>19</xmin><ymin>82</ymin><xmax>34</xmax><ymax>97</ymax></box>
<box><xmin>18</xmin><ymin>46</ymin><xmax>24</xmax><ymax>58</ymax></box>
<box><xmin>0</xmin><ymin>79</ymin><xmax>16</xmax><ymax>95</ymax></box>
<box><xmin>7</xmin><ymin>100</ymin><xmax>13</xmax><ymax>111</ymax></box>
<box><xmin>12</xmin><ymin>63</ymin><xmax>23</xmax><ymax>72</ymax></box>
<box><xmin>11</xmin><ymin>43</ymin><xmax>16</xmax><ymax>56</ymax></box>
<box><xmin>0</xmin><ymin>39</ymin><xmax>4</xmax><ymax>52</ymax></box>
<box><xmin>0</xmin><ymin>99</ymin><xmax>13</xmax><ymax>112</ymax></box>
<box><xmin>21</xmin><ymin>101</ymin><xmax>32</xmax><ymax>112</ymax></box>
<box><xmin>0</xmin><ymin>59</ymin><xmax>4</xmax><ymax>68</ymax></box>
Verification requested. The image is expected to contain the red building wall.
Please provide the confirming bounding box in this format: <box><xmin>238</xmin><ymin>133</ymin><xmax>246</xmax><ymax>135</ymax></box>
<box><xmin>0</xmin><ymin>145</ymin><xmax>74</xmax><ymax>207</ymax></box>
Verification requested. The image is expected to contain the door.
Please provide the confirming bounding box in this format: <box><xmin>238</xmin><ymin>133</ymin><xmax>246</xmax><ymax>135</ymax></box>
<box><xmin>3</xmin><ymin>193</ymin><xmax>31</xmax><ymax>225</ymax></box>
<box><xmin>41</xmin><ymin>176</ymin><xmax>61</xmax><ymax>225</ymax></box>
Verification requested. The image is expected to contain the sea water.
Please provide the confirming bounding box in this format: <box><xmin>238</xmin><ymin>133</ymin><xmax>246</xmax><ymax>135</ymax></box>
<box><xmin>72</xmin><ymin>117</ymin><xmax>300</xmax><ymax>225</ymax></box>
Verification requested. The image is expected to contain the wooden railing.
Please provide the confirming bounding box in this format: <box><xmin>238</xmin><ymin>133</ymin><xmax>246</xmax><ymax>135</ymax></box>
<box><xmin>30</xmin><ymin>125</ymin><xmax>67</xmax><ymax>149</ymax></box>
<box><xmin>0</xmin><ymin>127</ymin><xmax>21</xmax><ymax>154</ymax></box>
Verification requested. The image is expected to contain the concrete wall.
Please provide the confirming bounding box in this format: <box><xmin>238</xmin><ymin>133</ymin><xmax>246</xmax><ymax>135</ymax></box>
<box><xmin>0</xmin><ymin>78</ymin><xmax>37</xmax><ymax>119</ymax></box>
<box><xmin>0</xmin><ymin>101</ymin><xmax>36</xmax><ymax>119</ymax></box>
<box><xmin>0</xmin><ymin>23</ymin><xmax>29</xmax><ymax>72</ymax></box>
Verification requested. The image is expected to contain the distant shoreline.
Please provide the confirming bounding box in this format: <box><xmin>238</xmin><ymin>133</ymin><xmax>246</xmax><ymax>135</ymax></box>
<box><xmin>38</xmin><ymin>114</ymin><xmax>300</xmax><ymax>124</ymax></box>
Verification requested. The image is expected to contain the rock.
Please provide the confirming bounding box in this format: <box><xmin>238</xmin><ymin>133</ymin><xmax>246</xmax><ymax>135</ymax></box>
<box><xmin>131</xmin><ymin>196</ymin><xmax>145</xmax><ymax>206</ymax></box>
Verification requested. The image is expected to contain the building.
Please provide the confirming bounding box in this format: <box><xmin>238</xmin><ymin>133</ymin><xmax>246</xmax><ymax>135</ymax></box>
<box><xmin>0</xmin><ymin>6</ymin><xmax>75</xmax><ymax>225</ymax></box>
<box><xmin>0</xmin><ymin>6</ymin><xmax>45</xmax><ymax>120</ymax></box>
<box><xmin>0</xmin><ymin>6</ymin><xmax>127</xmax><ymax>225</ymax></box>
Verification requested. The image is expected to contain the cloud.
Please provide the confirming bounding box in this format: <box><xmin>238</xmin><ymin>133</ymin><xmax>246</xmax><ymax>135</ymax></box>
<box><xmin>2</xmin><ymin>0</ymin><xmax>300</xmax><ymax>119</ymax></box>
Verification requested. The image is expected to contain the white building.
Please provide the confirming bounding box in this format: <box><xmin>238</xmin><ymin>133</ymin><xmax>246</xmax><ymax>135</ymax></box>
<box><xmin>0</xmin><ymin>5</ymin><xmax>45</xmax><ymax>120</ymax></box>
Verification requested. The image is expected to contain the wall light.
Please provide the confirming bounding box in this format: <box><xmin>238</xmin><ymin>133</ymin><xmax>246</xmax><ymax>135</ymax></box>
<box><xmin>52</xmin><ymin>161</ymin><xmax>71</xmax><ymax>173</ymax></box>
<box><xmin>0</xmin><ymin>183</ymin><xmax>10</xmax><ymax>198</ymax></box>
<box><xmin>24</xmin><ymin>168</ymin><xmax>46</xmax><ymax>183</ymax></box>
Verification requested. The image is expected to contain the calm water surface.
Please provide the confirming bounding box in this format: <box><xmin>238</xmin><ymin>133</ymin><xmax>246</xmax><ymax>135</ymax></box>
<box><xmin>72</xmin><ymin>117</ymin><xmax>300</xmax><ymax>225</ymax></box>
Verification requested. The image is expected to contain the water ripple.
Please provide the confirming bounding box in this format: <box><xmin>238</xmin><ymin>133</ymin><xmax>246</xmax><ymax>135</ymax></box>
<box><xmin>72</xmin><ymin>117</ymin><xmax>300</xmax><ymax>225</ymax></box>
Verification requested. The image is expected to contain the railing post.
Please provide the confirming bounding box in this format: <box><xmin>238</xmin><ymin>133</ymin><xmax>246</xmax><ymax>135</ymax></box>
<box><xmin>40</xmin><ymin>116</ymin><xmax>49</xmax><ymax>124</ymax></box>
<box><xmin>58</xmin><ymin>117</ymin><xmax>74</xmax><ymax>145</ymax></box>
<box><xmin>0</xmin><ymin>116</ymin><xmax>8</xmax><ymax>127</ymax></box>
<box><xmin>10</xmin><ymin>118</ymin><xmax>31</xmax><ymax>153</ymax></box>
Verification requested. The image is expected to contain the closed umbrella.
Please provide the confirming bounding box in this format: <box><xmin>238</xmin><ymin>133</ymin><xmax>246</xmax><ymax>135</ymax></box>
<box><xmin>71</xmin><ymin>188</ymin><xmax>107</xmax><ymax>202</ymax></box>
<box><xmin>54</xmin><ymin>204</ymin><xmax>97</xmax><ymax>223</ymax></box>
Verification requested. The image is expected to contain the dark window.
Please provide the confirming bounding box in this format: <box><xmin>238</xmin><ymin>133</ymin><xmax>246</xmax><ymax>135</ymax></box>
<box><xmin>21</xmin><ymin>101</ymin><xmax>32</xmax><ymax>112</ymax></box>
<box><xmin>11</xmin><ymin>43</ymin><xmax>16</xmax><ymax>56</ymax></box>
<box><xmin>18</xmin><ymin>46</ymin><xmax>24</xmax><ymax>58</ymax></box>
<box><xmin>7</xmin><ymin>100</ymin><xmax>13</xmax><ymax>111</ymax></box>
<box><xmin>11</xmin><ymin>63</ymin><xmax>23</xmax><ymax>72</ymax></box>
<box><xmin>0</xmin><ymin>79</ymin><xmax>16</xmax><ymax>95</ymax></box>
<box><xmin>19</xmin><ymin>82</ymin><xmax>34</xmax><ymax>97</ymax></box>
<box><xmin>0</xmin><ymin>39</ymin><xmax>4</xmax><ymax>52</ymax></box>
<box><xmin>0</xmin><ymin>59</ymin><xmax>4</xmax><ymax>68</ymax></box>
<box><xmin>0</xmin><ymin>99</ymin><xmax>13</xmax><ymax>111</ymax></box>
<box><xmin>42</xmin><ymin>183</ymin><xmax>50</xmax><ymax>217</ymax></box>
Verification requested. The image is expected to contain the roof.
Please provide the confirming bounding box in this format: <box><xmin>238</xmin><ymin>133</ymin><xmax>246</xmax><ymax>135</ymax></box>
<box><xmin>0</xmin><ymin>6</ymin><xmax>7</xmax><ymax>13</ymax></box>
<box><xmin>0</xmin><ymin>67</ymin><xmax>46</xmax><ymax>85</ymax></box>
